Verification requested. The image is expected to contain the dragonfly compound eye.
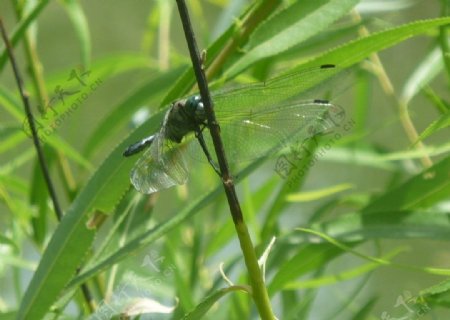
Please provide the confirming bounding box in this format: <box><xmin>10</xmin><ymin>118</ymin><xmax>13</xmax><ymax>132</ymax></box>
<box><xmin>195</xmin><ymin>101</ymin><xmax>205</xmax><ymax>117</ymax></box>
<box><xmin>185</xmin><ymin>95</ymin><xmax>200</xmax><ymax>110</ymax></box>
<box><xmin>185</xmin><ymin>95</ymin><xmax>205</xmax><ymax>120</ymax></box>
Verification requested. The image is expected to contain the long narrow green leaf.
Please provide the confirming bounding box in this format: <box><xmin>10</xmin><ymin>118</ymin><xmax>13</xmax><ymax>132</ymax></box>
<box><xmin>0</xmin><ymin>130</ymin><xmax>24</xmax><ymax>154</ymax></box>
<box><xmin>286</xmin><ymin>183</ymin><xmax>353</xmax><ymax>202</ymax></box>
<box><xmin>17</xmin><ymin>200</ymin><xmax>96</xmax><ymax>320</ymax></box>
<box><xmin>261</xmin><ymin>138</ymin><xmax>319</xmax><ymax>241</ymax></box>
<box><xmin>0</xmin><ymin>0</ymin><xmax>50</xmax><ymax>70</ymax></box>
<box><xmin>312</xmin><ymin>210</ymin><xmax>450</xmax><ymax>242</ymax></box>
<box><xmin>298</xmin><ymin>228</ymin><xmax>450</xmax><ymax>276</ymax></box>
<box><xmin>350</xmin><ymin>297</ymin><xmax>378</xmax><ymax>320</ymax></box>
<box><xmin>160</xmin><ymin>16</ymin><xmax>236</xmax><ymax>106</ymax></box>
<box><xmin>160</xmin><ymin>1</ymin><xmax>276</xmax><ymax>106</ymax></box>
<box><xmin>268</xmin><ymin>243</ymin><xmax>342</xmax><ymax>294</ymax></box>
<box><xmin>323</xmin><ymin>143</ymin><xmax>450</xmax><ymax>164</ymax></box>
<box><xmin>269</xmin><ymin>156</ymin><xmax>450</xmax><ymax>294</ymax></box>
<box><xmin>225</xmin><ymin>0</ymin><xmax>360</xmax><ymax>77</ymax></box>
<box><xmin>182</xmin><ymin>286</ymin><xmax>250</xmax><ymax>320</ymax></box>
<box><xmin>60</xmin><ymin>0</ymin><xmax>91</xmax><ymax>68</ymax></box>
<box><xmin>412</xmin><ymin>112</ymin><xmax>450</xmax><ymax>146</ymax></box>
<box><xmin>300</xmin><ymin>17</ymin><xmax>450</xmax><ymax>69</ymax></box>
<box><xmin>16</xmin><ymin>111</ymin><xmax>164</xmax><ymax>319</ymax></box>
<box><xmin>65</xmin><ymin>156</ymin><xmax>266</xmax><ymax>290</ymax></box>
<box><xmin>420</xmin><ymin>279</ymin><xmax>450</xmax><ymax>308</ymax></box>
<box><xmin>311</xmin><ymin>156</ymin><xmax>450</xmax><ymax>241</ymax></box>
<box><xmin>363</xmin><ymin>155</ymin><xmax>450</xmax><ymax>212</ymax></box>
<box><xmin>0</xmin><ymin>85</ymin><xmax>22</xmax><ymax>120</ymax></box>
<box><xmin>284</xmin><ymin>248</ymin><xmax>405</xmax><ymax>289</ymax></box>
<box><xmin>42</xmin><ymin>53</ymin><xmax>151</xmax><ymax>91</ymax></box>
<box><xmin>401</xmin><ymin>46</ymin><xmax>443</xmax><ymax>104</ymax></box>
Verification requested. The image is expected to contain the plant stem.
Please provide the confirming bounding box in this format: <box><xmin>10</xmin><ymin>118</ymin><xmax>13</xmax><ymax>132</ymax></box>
<box><xmin>235</xmin><ymin>221</ymin><xmax>276</xmax><ymax>319</ymax></box>
<box><xmin>0</xmin><ymin>17</ymin><xmax>95</xmax><ymax>313</ymax></box>
<box><xmin>352</xmin><ymin>10</ymin><xmax>433</xmax><ymax>169</ymax></box>
<box><xmin>438</xmin><ymin>0</ymin><xmax>450</xmax><ymax>78</ymax></box>
<box><xmin>206</xmin><ymin>0</ymin><xmax>281</xmax><ymax>80</ymax></box>
<box><xmin>0</xmin><ymin>18</ymin><xmax>64</xmax><ymax>221</ymax></box>
<box><xmin>12</xmin><ymin>0</ymin><xmax>48</xmax><ymax>113</ymax></box>
<box><xmin>12</xmin><ymin>0</ymin><xmax>78</xmax><ymax>201</ymax></box>
<box><xmin>175</xmin><ymin>1</ymin><xmax>275</xmax><ymax>319</ymax></box>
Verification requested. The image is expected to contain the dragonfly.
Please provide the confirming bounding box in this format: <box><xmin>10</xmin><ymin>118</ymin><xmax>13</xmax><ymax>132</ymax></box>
<box><xmin>123</xmin><ymin>64</ymin><xmax>346</xmax><ymax>194</ymax></box>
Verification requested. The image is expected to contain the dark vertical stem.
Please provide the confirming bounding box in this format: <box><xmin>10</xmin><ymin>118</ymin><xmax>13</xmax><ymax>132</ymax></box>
<box><xmin>0</xmin><ymin>18</ymin><xmax>62</xmax><ymax>221</ymax></box>
<box><xmin>174</xmin><ymin>2</ymin><xmax>275</xmax><ymax>319</ymax></box>
<box><xmin>174</xmin><ymin>0</ymin><xmax>242</xmax><ymax>223</ymax></box>
<box><xmin>0</xmin><ymin>17</ymin><xmax>95</xmax><ymax>313</ymax></box>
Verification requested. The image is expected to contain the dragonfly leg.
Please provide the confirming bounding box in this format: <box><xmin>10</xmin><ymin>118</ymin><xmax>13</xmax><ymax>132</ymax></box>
<box><xmin>195</xmin><ymin>129</ymin><xmax>221</xmax><ymax>176</ymax></box>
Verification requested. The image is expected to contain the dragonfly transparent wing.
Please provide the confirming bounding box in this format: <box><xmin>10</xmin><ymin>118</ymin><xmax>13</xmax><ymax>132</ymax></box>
<box><xmin>130</xmin><ymin>132</ymin><xmax>190</xmax><ymax>194</ymax></box>
<box><xmin>191</xmin><ymin>65</ymin><xmax>348</xmax><ymax>162</ymax></box>
<box><xmin>199</xmin><ymin>99</ymin><xmax>344</xmax><ymax>162</ymax></box>
<box><xmin>212</xmin><ymin>64</ymin><xmax>344</xmax><ymax>112</ymax></box>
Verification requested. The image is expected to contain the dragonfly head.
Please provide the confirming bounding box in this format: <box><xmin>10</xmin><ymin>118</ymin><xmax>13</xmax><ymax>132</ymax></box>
<box><xmin>185</xmin><ymin>95</ymin><xmax>206</xmax><ymax>123</ymax></box>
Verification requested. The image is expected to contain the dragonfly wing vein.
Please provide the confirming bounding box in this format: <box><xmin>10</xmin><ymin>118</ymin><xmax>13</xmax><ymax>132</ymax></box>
<box><xmin>130</xmin><ymin>133</ymin><xmax>189</xmax><ymax>194</ymax></box>
<box><xmin>202</xmin><ymin>100</ymin><xmax>343</xmax><ymax>162</ymax></box>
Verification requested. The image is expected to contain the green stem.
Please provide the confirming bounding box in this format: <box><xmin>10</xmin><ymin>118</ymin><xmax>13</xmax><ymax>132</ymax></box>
<box><xmin>12</xmin><ymin>0</ymin><xmax>48</xmax><ymax>112</ymax></box>
<box><xmin>206</xmin><ymin>0</ymin><xmax>281</xmax><ymax>80</ymax></box>
<box><xmin>351</xmin><ymin>10</ymin><xmax>433</xmax><ymax>169</ymax></box>
<box><xmin>175</xmin><ymin>1</ymin><xmax>276</xmax><ymax>318</ymax></box>
<box><xmin>235</xmin><ymin>221</ymin><xmax>275</xmax><ymax>320</ymax></box>
<box><xmin>438</xmin><ymin>0</ymin><xmax>450</xmax><ymax>79</ymax></box>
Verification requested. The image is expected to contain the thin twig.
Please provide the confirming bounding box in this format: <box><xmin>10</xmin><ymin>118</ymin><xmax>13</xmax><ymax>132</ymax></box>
<box><xmin>175</xmin><ymin>1</ymin><xmax>242</xmax><ymax>223</ymax></box>
<box><xmin>13</xmin><ymin>0</ymin><xmax>78</xmax><ymax>197</ymax></box>
<box><xmin>13</xmin><ymin>0</ymin><xmax>49</xmax><ymax>113</ymax></box>
<box><xmin>351</xmin><ymin>10</ymin><xmax>433</xmax><ymax>169</ymax></box>
<box><xmin>205</xmin><ymin>0</ymin><xmax>280</xmax><ymax>80</ymax></box>
<box><xmin>0</xmin><ymin>18</ymin><xmax>63</xmax><ymax>220</ymax></box>
<box><xmin>174</xmin><ymin>2</ymin><xmax>275</xmax><ymax>319</ymax></box>
<box><xmin>0</xmin><ymin>17</ymin><xmax>95</xmax><ymax>313</ymax></box>
<box><xmin>438</xmin><ymin>1</ymin><xmax>450</xmax><ymax>78</ymax></box>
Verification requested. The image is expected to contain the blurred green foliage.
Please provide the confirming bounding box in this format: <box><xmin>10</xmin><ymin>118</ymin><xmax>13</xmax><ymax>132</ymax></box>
<box><xmin>0</xmin><ymin>0</ymin><xmax>449</xmax><ymax>319</ymax></box>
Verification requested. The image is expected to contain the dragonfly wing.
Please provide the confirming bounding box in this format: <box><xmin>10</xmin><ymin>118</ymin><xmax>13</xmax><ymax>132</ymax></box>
<box><xmin>196</xmin><ymin>65</ymin><xmax>348</xmax><ymax>163</ymax></box>
<box><xmin>130</xmin><ymin>133</ymin><xmax>190</xmax><ymax>194</ymax></box>
<box><xmin>209</xmin><ymin>100</ymin><xmax>344</xmax><ymax>162</ymax></box>
<box><xmin>212</xmin><ymin>64</ymin><xmax>344</xmax><ymax>111</ymax></box>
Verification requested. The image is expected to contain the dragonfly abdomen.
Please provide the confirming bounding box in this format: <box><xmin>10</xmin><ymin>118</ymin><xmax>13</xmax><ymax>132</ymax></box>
<box><xmin>123</xmin><ymin>135</ymin><xmax>155</xmax><ymax>157</ymax></box>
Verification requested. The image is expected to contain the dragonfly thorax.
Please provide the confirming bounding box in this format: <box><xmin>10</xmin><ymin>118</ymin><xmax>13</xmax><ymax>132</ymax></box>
<box><xmin>164</xmin><ymin>95</ymin><xmax>206</xmax><ymax>143</ymax></box>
